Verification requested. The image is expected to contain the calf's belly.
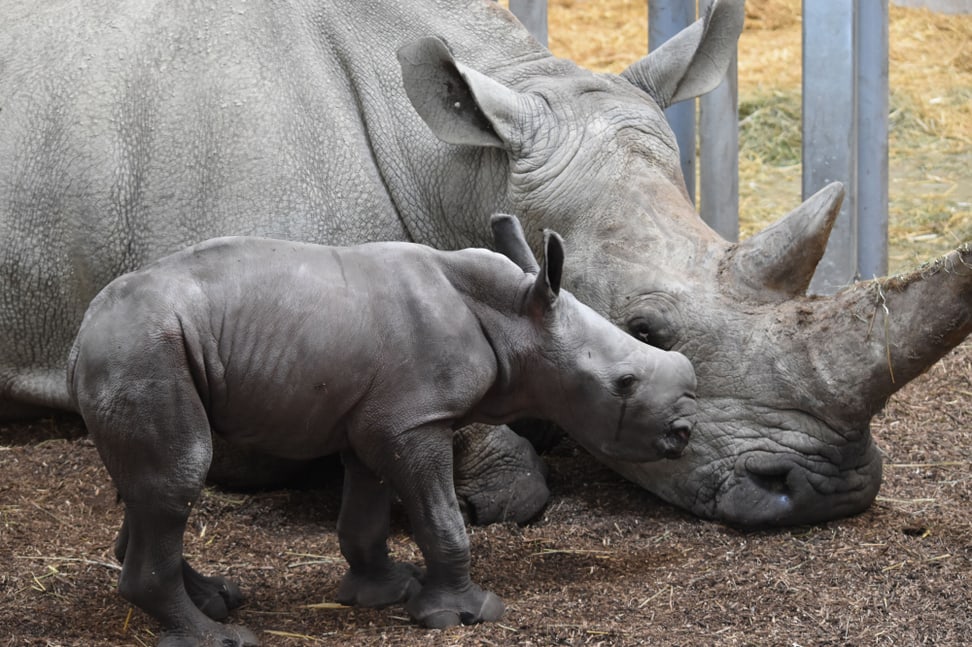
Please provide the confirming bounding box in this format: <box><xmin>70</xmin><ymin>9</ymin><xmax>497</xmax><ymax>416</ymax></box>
<box><xmin>207</xmin><ymin>389</ymin><xmax>353</xmax><ymax>461</ymax></box>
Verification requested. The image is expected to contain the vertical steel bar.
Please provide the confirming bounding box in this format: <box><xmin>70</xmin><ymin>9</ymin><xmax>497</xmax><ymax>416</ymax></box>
<box><xmin>649</xmin><ymin>1</ymin><xmax>697</xmax><ymax>205</ymax></box>
<box><xmin>856</xmin><ymin>1</ymin><xmax>889</xmax><ymax>279</ymax></box>
<box><xmin>699</xmin><ymin>0</ymin><xmax>739</xmax><ymax>242</ymax></box>
<box><xmin>803</xmin><ymin>1</ymin><xmax>858</xmax><ymax>294</ymax></box>
<box><xmin>509</xmin><ymin>0</ymin><xmax>548</xmax><ymax>46</ymax></box>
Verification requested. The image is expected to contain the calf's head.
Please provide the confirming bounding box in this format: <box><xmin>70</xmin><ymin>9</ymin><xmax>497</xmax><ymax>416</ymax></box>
<box><xmin>492</xmin><ymin>214</ymin><xmax>697</xmax><ymax>463</ymax></box>
<box><xmin>402</xmin><ymin>0</ymin><xmax>972</xmax><ymax>525</ymax></box>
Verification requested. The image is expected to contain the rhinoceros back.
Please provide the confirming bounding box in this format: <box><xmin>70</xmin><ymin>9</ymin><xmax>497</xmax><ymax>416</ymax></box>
<box><xmin>1</xmin><ymin>0</ymin><xmax>545</xmax><ymax>416</ymax></box>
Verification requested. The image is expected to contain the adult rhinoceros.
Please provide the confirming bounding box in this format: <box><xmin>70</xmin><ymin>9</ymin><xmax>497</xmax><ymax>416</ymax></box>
<box><xmin>1</xmin><ymin>0</ymin><xmax>969</xmax><ymax>527</ymax></box>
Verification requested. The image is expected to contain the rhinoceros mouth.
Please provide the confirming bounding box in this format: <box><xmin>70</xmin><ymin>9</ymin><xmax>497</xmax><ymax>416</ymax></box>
<box><xmin>715</xmin><ymin>445</ymin><xmax>883</xmax><ymax>527</ymax></box>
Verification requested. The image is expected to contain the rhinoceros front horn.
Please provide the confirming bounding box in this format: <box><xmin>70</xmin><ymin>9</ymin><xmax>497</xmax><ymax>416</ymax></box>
<box><xmin>815</xmin><ymin>243</ymin><xmax>972</xmax><ymax>419</ymax></box>
<box><xmin>726</xmin><ymin>182</ymin><xmax>844</xmax><ymax>300</ymax></box>
<box><xmin>728</xmin><ymin>180</ymin><xmax>971</xmax><ymax>414</ymax></box>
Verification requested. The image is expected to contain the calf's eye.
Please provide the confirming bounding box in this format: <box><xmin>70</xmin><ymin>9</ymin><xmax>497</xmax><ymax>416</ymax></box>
<box><xmin>615</xmin><ymin>374</ymin><xmax>637</xmax><ymax>395</ymax></box>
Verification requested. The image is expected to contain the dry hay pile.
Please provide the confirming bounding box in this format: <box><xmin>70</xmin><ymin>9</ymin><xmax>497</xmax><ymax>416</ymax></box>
<box><xmin>534</xmin><ymin>0</ymin><xmax>972</xmax><ymax>273</ymax></box>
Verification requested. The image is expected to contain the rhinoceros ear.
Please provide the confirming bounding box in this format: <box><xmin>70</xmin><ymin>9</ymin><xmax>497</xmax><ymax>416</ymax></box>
<box><xmin>528</xmin><ymin>229</ymin><xmax>564</xmax><ymax>313</ymax></box>
<box><xmin>621</xmin><ymin>0</ymin><xmax>744</xmax><ymax>108</ymax></box>
<box><xmin>491</xmin><ymin>213</ymin><xmax>540</xmax><ymax>273</ymax></box>
<box><xmin>397</xmin><ymin>37</ymin><xmax>534</xmax><ymax>151</ymax></box>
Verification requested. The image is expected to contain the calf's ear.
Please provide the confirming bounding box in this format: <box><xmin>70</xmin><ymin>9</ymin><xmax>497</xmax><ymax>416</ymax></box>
<box><xmin>528</xmin><ymin>230</ymin><xmax>564</xmax><ymax>314</ymax></box>
<box><xmin>491</xmin><ymin>214</ymin><xmax>540</xmax><ymax>273</ymax></box>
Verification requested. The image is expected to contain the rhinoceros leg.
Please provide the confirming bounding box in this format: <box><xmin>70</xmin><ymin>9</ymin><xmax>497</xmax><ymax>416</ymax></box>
<box><xmin>350</xmin><ymin>424</ymin><xmax>504</xmax><ymax>628</ymax></box>
<box><xmin>453</xmin><ymin>423</ymin><xmax>550</xmax><ymax>525</ymax></box>
<box><xmin>114</xmin><ymin>514</ymin><xmax>244</xmax><ymax>621</ymax></box>
<box><xmin>335</xmin><ymin>450</ymin><xmax>423</xmax><ymax>608</ymax></box>
<box><xmin>85</xmin><ymin>393</ymin><xmax>257</xmax><ymax>646</ymax></box>
<box><xmin>112</xmin><ymin>500</ymin><xmax>257</xmax><ymax>647</ymax></box>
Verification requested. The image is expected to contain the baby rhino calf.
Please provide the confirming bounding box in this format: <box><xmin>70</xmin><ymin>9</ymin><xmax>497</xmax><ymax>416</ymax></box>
<box><xmin>68</xmin><ymin>214</ymin><xmax>697</xmax><ymax>646</ymax></box>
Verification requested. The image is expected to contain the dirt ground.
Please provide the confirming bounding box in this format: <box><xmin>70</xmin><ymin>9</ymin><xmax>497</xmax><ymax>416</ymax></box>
<box><xmin>2</xmin><ymin>341</ymin><xmax>970</xmax><ymax>646</ymax></box>
<box><xmin>3</xmin><ymin>2</ymin><xmax>971</xmax><ymax>646</ymax></box>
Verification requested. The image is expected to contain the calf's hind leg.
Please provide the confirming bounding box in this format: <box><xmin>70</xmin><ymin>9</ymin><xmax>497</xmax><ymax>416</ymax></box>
<box><xmin>114</xmin><ymin>513</ymin><xmax>244</xmax><ymax>621</ymax></box>
<box><xmin>87</xmin><ymin>389</ymin><xmax>256</xmax><ymax>646</ymax></box>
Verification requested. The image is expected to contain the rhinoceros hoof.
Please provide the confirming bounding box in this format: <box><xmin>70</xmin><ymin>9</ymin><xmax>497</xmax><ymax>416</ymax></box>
<box><xmin>461</xmin><ymin>477</ymin><xmax>549</xmax><ymax>526</ymax></box>
<box><xmin>183</xmin><ymin>563</ymin><xmax>244</xmax><ymax>621</ymax></box>
<box><xmin>405</xmin><ymin>585</ymin><xmax>505</xmax><ymax>628</ymax></box>
<box><xmin>158</xmin><ymin>621</ymin><xmax>259</xmax><ymax>647</ymax></box>
<box><xmin>454</xmin><ymin>427</ymin><xmax>550</xmax><ymax>525</ymax></box>
<box><xmin>335</xmin><ymin>562</ymin><xmax>422</xmax><ymax>608</ymax></box>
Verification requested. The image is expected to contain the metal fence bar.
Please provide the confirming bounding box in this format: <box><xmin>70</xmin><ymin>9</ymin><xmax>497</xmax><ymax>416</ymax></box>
<box><xmin>857</xmin><ymin>1</ymin><xmax>889</xmax><ymax>279</ymax></box>
<box><xmin>804</xmin><ymin>1</ymin><xmax>859</xmax><ymax>294</ymax></box>
<box><xmin>648</xmin><ymin>1</ymin><xmax>697</xmax><ymax>205</ymax></box>
<box><xmin>509</xmin><ymin>0</ymin><xmax>548</xmax><ymax>46</ymax></box>
<box><xmin>699</xmin><ymin>0</ymin><xmax>740</xmax><ymax>242</ymax></box>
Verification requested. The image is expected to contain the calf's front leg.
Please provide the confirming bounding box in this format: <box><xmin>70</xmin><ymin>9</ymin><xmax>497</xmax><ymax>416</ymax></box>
<box><xmin>335</xmin><ymin>450</ymin><xmax>422</xmax><ymax>608</ymax></box>
<box><xmin>358</xmin><ymin>425</ymin><xmax>505</xmax><ymax>628</ymax></box>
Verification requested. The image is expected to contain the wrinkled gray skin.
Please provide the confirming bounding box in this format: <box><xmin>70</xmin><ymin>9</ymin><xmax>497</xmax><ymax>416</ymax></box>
<box><xmin>68</xmin><ymin>215</ymin><xmax>697</xmax><ymax>642</ymax></box>
<box><xmin>2</xmin><ymin>0</ymin><xmax>970</xmax><ymax>527</ymax></box>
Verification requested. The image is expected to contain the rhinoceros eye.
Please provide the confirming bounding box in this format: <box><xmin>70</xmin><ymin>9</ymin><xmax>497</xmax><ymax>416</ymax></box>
<box><xmin>628</xmin><ymin>317</ymin><xmax>674</xmax><ymax>351</ymax></box>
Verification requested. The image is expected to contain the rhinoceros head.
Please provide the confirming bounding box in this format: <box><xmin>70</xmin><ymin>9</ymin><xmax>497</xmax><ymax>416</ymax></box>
<box><xmin>489</xmin><ymin>213</ymin><xmax>698</xmax><ymax>464</ymax></box>
<box><xmin>399</xmin><ymin>0</ymin><xmax>972</xmax><ymax>526</ymax></box>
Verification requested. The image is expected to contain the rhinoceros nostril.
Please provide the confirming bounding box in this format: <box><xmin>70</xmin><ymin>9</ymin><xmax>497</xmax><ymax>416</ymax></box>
<box><xmin>748</xmin><ymin>469</ymin><xmax>791</xmax><ymax>495</ymax></box>
<box><xmin>669</xmin><ymin>419</ymin><xmax>692</xmax><ymax>445</ymax></box>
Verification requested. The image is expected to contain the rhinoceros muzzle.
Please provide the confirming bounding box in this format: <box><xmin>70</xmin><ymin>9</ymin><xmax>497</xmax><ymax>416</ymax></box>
<box><xmin>657</xmin><ymin>416</ymin><xmax>693</xmax><ymax>460</ymax></box>
<box><xmin>717</xmin><ymin>438</ymin><xmax>883</xmax><ymax>526</ymax></box>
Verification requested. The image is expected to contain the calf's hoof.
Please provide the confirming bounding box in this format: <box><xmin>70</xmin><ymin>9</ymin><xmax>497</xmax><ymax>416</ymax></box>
<box><xmin>158</xmin><ymin>622</ymin><xmax>259</xmax><ymax>647</ymax></box>
<box><xmin>183</xmin><ymin>562</ymin><xmax>244</xmax><ymax>620</ymax></box>
<box><xmin>335</xmin><ymin>562</ymin><xmax>422</xmax><ymax>608</ymax></box>
<box><xmin>405</xmin><ymin>585</ymin><xmax>505</xmax><ymax>628</ymax></box>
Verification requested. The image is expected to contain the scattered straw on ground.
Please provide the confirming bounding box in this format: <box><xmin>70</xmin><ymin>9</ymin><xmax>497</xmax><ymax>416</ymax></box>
<box><xmin>1</xmin><ymin>341</ymin><xmax>970</xmax><ymax>645</ymax></box>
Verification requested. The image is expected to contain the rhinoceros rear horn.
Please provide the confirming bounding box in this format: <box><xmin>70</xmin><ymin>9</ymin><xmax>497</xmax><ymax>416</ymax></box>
<box><xmin>726</xmin><ymin>182</ymin><xmax>844</xmax><ymax>300</ymax></box>
<box><xmin>491</xmin><ymin>214</ymin><xmax>540</xmax><ymax>273</ymax></box>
